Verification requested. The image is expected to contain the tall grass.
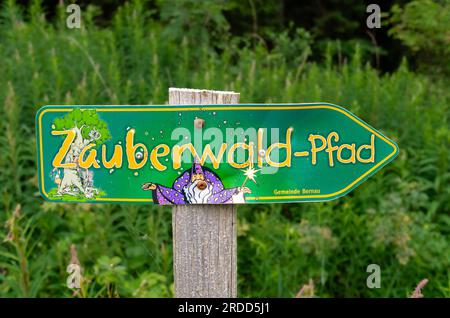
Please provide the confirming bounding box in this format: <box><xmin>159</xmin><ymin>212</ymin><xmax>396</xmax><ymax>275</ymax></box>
<box><xmin>0</xmin><ymin>0</ymin><xmax>449</xmax><ymax>297</ymax></box>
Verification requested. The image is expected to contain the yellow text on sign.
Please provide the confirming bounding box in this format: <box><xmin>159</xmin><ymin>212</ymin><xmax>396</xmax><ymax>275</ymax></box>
<box><xmin>51</xmin><ymin>129</ymin><xmax>375</xmax><ymax>170</ymax></box>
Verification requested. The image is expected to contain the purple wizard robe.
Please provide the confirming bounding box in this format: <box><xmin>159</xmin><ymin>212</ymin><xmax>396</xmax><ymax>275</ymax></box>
<box><xmin>150</xmin><ymin>162</ymin><xmax>239</xmax><ymax>205</ymax></box>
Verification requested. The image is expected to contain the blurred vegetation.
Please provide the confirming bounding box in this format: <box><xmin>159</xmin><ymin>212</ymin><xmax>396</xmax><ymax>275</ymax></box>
<box><xmin>0</xmin><ymin>0</ymin><xmax>449</xmax><ymax>297</ymax></box>
<box><xmin>389</xmin><ymin>0</ymin><xmax>450</xmax><ymax>75</ymax></box>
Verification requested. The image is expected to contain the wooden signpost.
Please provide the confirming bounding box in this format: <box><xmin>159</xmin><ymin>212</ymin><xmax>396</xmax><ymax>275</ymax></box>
<box><xmin>35</xmin><ymin>88</ymin><xmax>399</xmax><ymax>298</ymax></box>
<box><xmin>169</xmin><ymin>88</ymin><xmax>239</xmax><ymax>297</ymax></box>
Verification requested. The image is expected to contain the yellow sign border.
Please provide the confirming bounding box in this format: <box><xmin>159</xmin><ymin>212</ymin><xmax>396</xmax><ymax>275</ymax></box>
<box><xmin>37</xmin><ymin>104</ymin><xmax>398</xmax><ymax>203</ymax></box>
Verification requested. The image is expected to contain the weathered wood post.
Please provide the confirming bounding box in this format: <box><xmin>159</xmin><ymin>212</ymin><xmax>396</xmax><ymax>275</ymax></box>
<box><xmin>169</xmin><ymin>88</ymin><xmax>240</xmax><ymax>298</ymax></box>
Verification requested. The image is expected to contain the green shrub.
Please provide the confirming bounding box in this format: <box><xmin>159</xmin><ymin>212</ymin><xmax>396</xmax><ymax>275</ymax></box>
<box><xmin>389</xmin><ymin>0</ymin><xmax>450</xmax><ymax>75</ymax></box>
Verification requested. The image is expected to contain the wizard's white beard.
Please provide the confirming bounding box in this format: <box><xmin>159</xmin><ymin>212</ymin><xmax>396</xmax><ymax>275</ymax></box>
<box><xmin>183</xmin><ymin>180</ymin><xmax>213</xmax><ymax>204</ymax></box>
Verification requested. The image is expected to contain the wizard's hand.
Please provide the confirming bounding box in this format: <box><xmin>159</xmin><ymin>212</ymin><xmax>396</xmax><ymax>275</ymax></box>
<box><xmin>239</xmin><ymin>186</ymin><xmax>252</xmax><ymax>194</ymax></box>
<box><xmin>141</xmin><ymin>182</ymin><xmax>157</xmax><ymax>191</ymax></box>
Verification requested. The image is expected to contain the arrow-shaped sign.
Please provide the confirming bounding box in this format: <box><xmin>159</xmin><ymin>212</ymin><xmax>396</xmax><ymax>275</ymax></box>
<box><xmin>36</xmin><ymin>103</ymin><xmax>398</xmax><ymax>204</ymax></box>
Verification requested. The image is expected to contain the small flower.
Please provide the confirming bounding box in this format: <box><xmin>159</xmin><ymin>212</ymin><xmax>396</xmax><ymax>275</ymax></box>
<box><xmin>295</xmin><ymin>279</ymin><xmax>315</xmax><ymax>298</ymax></box>
<box><xmin>410</xmin><ymin>279</ymin><xmax>428</xmax><ymax>298</ymax></box>
<box><xmin>4</xmin><ymin>204</ymin><xmax>21</xmax><ymax>243</ymax></box>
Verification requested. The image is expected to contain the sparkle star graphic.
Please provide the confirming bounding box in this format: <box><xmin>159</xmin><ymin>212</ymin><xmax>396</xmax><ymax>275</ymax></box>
<box><xmin>241</xmin><ymin>166</ymin><xmax>260</xmax><ymax>187</ymax></box>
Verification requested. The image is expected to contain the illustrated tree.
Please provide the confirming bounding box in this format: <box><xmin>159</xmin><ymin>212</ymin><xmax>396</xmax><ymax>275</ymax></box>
<box><xmin>52</xmin><ymin>109</ymin><xmax>111</xmax><ymax>197</ymax></box>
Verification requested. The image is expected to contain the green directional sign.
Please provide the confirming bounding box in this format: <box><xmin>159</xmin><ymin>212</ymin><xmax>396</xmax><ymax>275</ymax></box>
<box><xmin>36</xmin><ymin>103</ymin><xmax>398</xmax><ymax>204</ymax></box>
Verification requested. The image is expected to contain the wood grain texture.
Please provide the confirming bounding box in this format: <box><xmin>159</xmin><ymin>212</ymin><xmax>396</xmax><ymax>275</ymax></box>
<box><xmin>169</xmin><ymin>88</ymin><xmax>239</xmax><ymax>298</ymax></box>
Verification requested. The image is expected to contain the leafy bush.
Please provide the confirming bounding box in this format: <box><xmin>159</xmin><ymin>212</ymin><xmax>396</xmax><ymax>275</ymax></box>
<box><xmin>389</xmin><ymin>0</ymin><xmax>450</xmax><ymax>75</ymax></box>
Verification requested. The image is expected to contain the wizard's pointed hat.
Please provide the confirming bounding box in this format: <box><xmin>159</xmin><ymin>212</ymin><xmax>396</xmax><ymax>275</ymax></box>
<box><xmin>191</xmin><ymin>156</ymin><xmax>203</xmax><ymax>175</ymax></box>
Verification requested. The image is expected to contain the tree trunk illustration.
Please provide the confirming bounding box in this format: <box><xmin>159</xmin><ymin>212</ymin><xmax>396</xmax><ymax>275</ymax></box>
<box><xmin>52</xmin><ymin>109</ymin><xmax>111</xmax><ymax>198</ymax></box>
<box><xmin>57</xmin><ymin>127</ymin><xmax>98</xmax><ymax>197</ymax></box>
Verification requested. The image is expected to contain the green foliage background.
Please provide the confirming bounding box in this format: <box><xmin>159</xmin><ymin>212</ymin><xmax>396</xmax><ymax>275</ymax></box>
<box><xmin>0</xmin><ymin>0</ymin><xmax>449</xmax><ymax>297</ymax></box>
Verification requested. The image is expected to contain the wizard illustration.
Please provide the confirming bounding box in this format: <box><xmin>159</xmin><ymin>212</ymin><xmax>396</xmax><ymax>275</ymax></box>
<box><xmin>141</xmin><ymin>160</ymin><xmax>252</xmax><ymax>204</ymax></box>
